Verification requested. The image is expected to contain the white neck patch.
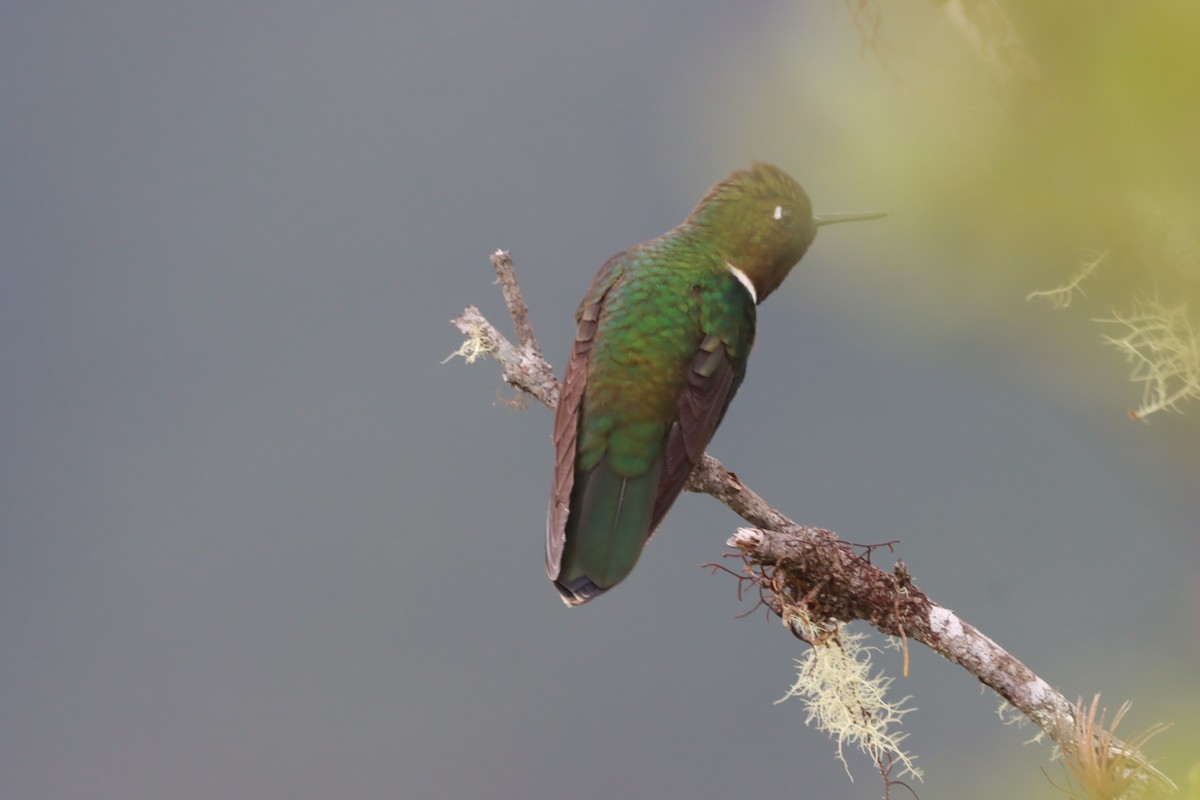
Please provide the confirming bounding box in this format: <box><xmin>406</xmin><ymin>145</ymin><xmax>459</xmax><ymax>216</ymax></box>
<box><xmin>726</xmin><ymin>261</ymin><xmax>758</xmax><ymax>303</ymax></box>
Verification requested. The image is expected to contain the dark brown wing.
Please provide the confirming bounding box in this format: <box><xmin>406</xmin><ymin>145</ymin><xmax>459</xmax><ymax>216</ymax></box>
<box><xmin>544</xmin><ymin>302</ymin><xmax>598</xmax><ymax>579</ymax></box>
<box><xmin>650</xmin><ymin>332</ymin><xmax>739</xmax><ymax>533</ymax></box>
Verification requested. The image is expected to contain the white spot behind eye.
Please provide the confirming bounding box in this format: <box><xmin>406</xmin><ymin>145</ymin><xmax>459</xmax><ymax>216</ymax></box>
<box><xmin>773</xmin><ymin>205</ymin><xmax>784</xmax><ymax>221</ymax></box>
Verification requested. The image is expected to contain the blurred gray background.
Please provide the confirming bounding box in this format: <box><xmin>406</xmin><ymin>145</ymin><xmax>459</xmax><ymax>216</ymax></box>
<box><xmin>3</xmin><ymin>3</ymin><xmax>1197</xmax><ymax>799</ymax></box>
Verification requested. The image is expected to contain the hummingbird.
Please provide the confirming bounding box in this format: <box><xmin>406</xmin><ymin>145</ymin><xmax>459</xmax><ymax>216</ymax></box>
<box><xmin>546</xmin><ymin>162</ymin><xmax>884</xmax><ymax>606</ymax></box>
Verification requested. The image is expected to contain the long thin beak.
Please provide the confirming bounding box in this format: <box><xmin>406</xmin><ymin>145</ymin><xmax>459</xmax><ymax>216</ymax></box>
<box><xmin>813</xmin><ymin>210</ymin><xmax>888</xmax><ymax>227</ymax></box>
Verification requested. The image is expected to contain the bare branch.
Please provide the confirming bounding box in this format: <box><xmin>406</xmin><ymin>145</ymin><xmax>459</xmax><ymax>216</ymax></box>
<box><xmin>449</xmin><ymin>252</ymin><xmax>1174</xmax><ymax>792</ymax></box>
<box><xmin>491</xmin><ymin>249</ymin><xmax>544</xmax><ymax>361</ymax></box>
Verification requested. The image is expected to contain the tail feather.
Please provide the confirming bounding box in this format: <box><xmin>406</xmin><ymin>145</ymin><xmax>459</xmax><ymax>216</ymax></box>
<box><xmin>553</xmin><ymin>574</ymin><xmax>608</xmax><ymax>606</ymax></box>
<box><xmin>553</xmin><ymin>454</ymin><xmax>661</xmax><ymax>605</ymax></box>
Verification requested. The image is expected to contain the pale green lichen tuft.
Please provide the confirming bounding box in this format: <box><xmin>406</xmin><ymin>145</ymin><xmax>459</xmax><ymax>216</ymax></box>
<box><xmin>1097</xmin><ymin>296</ymin><xmax>1200</xmax><ymax>420</ymax></box>
<box><xmin>777</xmin><ymin>612</ymin><xmax>922</xmax><ymax>783</ymax></box>
<box><xmin>996</xmin><ymin>699</ymin><xmax>1047</xmax><ymax>746</ymax></box>
<box><xmin>1027</xmin><ymin>249</ymin><xmax>1108</xmax><ymax>309</ymax></box>
<box><xmin>442</xmin><ymin>322</ymin><xmax>495</xmax><ymax>365</ymax></box>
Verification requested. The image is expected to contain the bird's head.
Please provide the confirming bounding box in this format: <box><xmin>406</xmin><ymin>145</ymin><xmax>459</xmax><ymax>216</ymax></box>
<box><xmin>687</xmin><ymin>162</ymin><xmax>884</xmax><ymax>303</ymax></box>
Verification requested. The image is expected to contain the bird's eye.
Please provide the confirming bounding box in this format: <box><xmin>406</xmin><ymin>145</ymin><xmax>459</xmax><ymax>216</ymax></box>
<box><xmin>773</xmin><ymin>205</ymin><xmax>794</xmax><ymax>227</ymax></box>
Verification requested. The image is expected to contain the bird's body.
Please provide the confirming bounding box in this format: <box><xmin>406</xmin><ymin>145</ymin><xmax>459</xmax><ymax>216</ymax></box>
<box><xmin>548</xmin><ymin>235</ymin><xmax>755</xmax><ymax>603</ymax></box>
<box><xmin>547</xmin><ymin>163</ymin><xmax>881</xmax><ymax>605</ymax></box>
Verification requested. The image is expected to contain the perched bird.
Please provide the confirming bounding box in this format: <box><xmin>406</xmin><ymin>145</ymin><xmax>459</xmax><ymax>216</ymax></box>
<box><xmin>546</xmin><ymin>162</ymin><xmax>883</xmax><ymax>605</ymax></box>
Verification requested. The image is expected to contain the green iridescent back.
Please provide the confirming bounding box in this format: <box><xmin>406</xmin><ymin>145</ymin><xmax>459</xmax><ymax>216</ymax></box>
<box><xmin>576</xmin><ymin>231</ymin><xmax>754</xmax><ymax>478</ymax></box>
